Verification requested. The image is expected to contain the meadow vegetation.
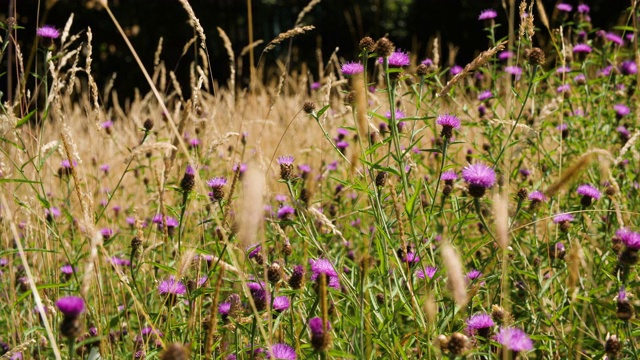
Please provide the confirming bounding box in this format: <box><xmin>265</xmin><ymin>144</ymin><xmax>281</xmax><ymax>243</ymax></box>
<box><xmin>1</xmin><ymin>1</ymin><xmax>639</xmax><ymax>359</ymax></box>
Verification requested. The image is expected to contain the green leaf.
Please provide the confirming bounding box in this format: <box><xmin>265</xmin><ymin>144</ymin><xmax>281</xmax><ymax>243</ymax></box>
<box><xmin>316</xmin><ymin>104</ymin><xmax>330</xmax><ymax>117</ymax></box>
<box><xmin>15</xmin><ymin>109</ymin><xmax>36</xmax><ymax>128</ymax></box>
<box><xmin>405</xmin><ymin>179</ymin><xmax>422</xmax><ymax>216</ymax></box>
<box><xmin>420</xmin><ymin>148</ymin><xmax>442</xmax><ymax>154</ymax></box>
<box><xmin>0</xmin><ymin>178</ymin><xmax>41</xmax><ymax>184</ymax></box>
<box><xmin>148</xmin><ymin>261</ymin><xmax>175</xmax><ymax>274</ymax></box>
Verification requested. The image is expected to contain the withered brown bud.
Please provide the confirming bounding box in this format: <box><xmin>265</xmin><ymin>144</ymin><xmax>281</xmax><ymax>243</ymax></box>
<box><xmin>359</xmin><ymin>36</ymin><xmax>375</xmax><ymax>52</ymax></box>
<box><xmin>374</xmin><ymin>37</ymin><xmax>394</xmax><ymax>58</ymax></box>
<box><xmin>527</xmin><ymin>47</ymin><xmax>546</xmax><ymax>66</ymax></box>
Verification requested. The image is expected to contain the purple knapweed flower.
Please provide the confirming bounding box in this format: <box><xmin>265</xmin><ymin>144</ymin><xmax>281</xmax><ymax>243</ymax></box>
<box><xmin>576</xmin><ymin>184</ymin><xmax>601</xmax><ymax>205</ymax></box>
<box><xmin>37</xmin><ymin>25</ymin><xmax>60</xmax><ymax>39</ymax></box>
<box><xmin>101</xmin><ymin>121</ymin><xmax>113</xmax><ymax>130</ymax></box>
<box><xmin>557</xmin><ymin>84</ymin><xmax>571</xmax><ymax>93</ymax></box>
<box><xmin>277</xmin><ymin>205</ymin><xmax>295</xmax><ymax>220</ymax></box>
<box><xmin>450</xmin><ymin>65</ymin><xmax>463</xmax><ymax>76</ymax></box>
<box><xmin>101</xmin><ymin>227</ymin><xmax>114</xmax><ymax>239</ymax></box>
<box><xmin>385</xmin><ymin>109</ymin><xmax>406</xmax><ymax>120</ymax></box>
<box><xmin>415</xmin><ymin>266</ymin><xmax>437</xmax><ymax>279</ymax></box>
<box><xmin>620</xmin><ymin>60</ymin><xmax>638</xmax><ymax>75</ymax></box>
<box><xmin>616</xmin><ymin>228</ymin><xmax>640</xmax><ymax>250</ymax></box>
<box><xmin>573</xmin><ymin>44</ymin><xmax>592</xmax><ymax>53</ymax></box>
<box><xmin>421</xmin><ymin>58</ymin><xmax>433</xmax><ymax>67</ymax></box>
<box><xmin>574</xmin><ymin>74</ymin><xmax>586</xmax><ymax>83</ymax></box>
<box><xmin>45</xmin><ymin>207</ymin><xmax>61</xmax><ymax>220</ymax></box>
<box><xmin>494</xmin><ymin>327</ymin><xmax>533</xmax><ymax>352</ymax></box>
<box><xmin>277</xmin><ymin>155</ymin><xmax>294</xmax><ymax>166</ymax></box>
<box><xmin>467</xmin><ymin>269</ymin><xmax>482</xmax><ymax>280</ymax></box>
<box><xmin>606</xmin><ymin>33</ymin><xmax>624</xmax><ymax>46</ymax></box>
<box><xmin>341</xmin><ymin>62</ymin><xmax>364</xmax><ymax>75</ymax></box>
<box><xmin>436</xmin><ymin>114</ymin><xmax>461</xmax><ymax>140</ymax></box>
<box><xmin>478</xmin><ymin>9</ymin><xmax>498</xmax><ymax>20</ymax></box>
<box><xmin>599</xmin><ymin>65</ymin><xmax>614</xmax><ymax>77</ymax></box>
<box><xmin>60</xmin><ymin>264</ymin><xmax>75</xmax><ymax>275</ymax></box>
<box><xmin>577</xmin><ymin>4</ymin><xmax>590</xmax><ymax>13</ymax></box>
<box><xmin>441</xmin><ymin>170</ymin><xmax>458</xmax><ymax>183</ymax></box>
<box><xmin>310</xmin><ymin>82</ymin><xmax>321</xmax><ymax>90</ymax></box>
<box><xmin>218</xmin><ymin>302</ymin><xmax>231</xmax><ymax>317</ymax></box>
<box><xmin>310</xmin><ymin>259</ymin><xmax>338</xmax><ymax>280</ymax></box>
<box><xmin>498</xmin><ymin>51</ymin><xmax>513</xmax><ymax>60</ymax></box>
<box><xmin>111</xmin><ymin>256</ymin><xmax>131</xmax><ymax>267</ymax></box>
<box><xmin>273</xmin><ymin>296</ymin><xmax>291</xmax><ymax>312</ymax></box>
<box><xmin>379</xmin><ymin>50</ymin><xmax>410</xmax><ymax>67</ymax></box>
<box><xmin>466</xmin><ymin>313</ymin><xmax>495</xmax><ymax>337</ymax></box>
<box><xmin>267</xmin><ymin>343</ymin><xmax>297</xmax><ymax>360</ymax></box>
<box><xmin>462</xmin><ymin>162</ymin><xmax>496</xmax><ymax>197</ymax></box>
<box><xmin>478</xmin><ymin>90</ymin><xmax>493</xmax><ymax>101</ymax></box>
<box><xmin>233</xmin><ymin>163</ymin><xmax>247</xmax><ymax>173</ymax></box>
<box><xmin>614</xmin><ymin>104</ymin><xmax>630</xmax><ymax>118</ymax></box>
<box><xmin>505</xmin><ymin>66</ymin><xmax>523</xmax><ymax>79</ymax></box>
<box><xmin>553</xmin><ymin>213</ymin><xmax>575</xmax><ymax>224</ymax></box>
<box><xmin>556</xmin><ymin>3</ymin><xmax>572</xmax><ymax>12</ymax></box>
<box><xmin>56</xmin><ymin>296</ymin><xmax>85</xmax><ymax>317</ymax></box>
<box><xmin>158</xmin><ymin>276</ymin><xmax>187</xmax><ymax>295</ymax></box>
<box><xmin>528</xmin><ymin>190</ymin><xmax>547</xmax><ymax>203</ymax></box>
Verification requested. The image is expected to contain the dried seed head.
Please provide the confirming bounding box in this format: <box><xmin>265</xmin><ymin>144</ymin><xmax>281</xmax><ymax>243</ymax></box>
<box><xmin>359</xmin><ymin>36</ymin><xmax>375</xmax><ymax>52</ymax></box>
<box><xmin>375</xmin><ymin>171</ymin><xmax>388</xmax><ymax>187</ymax></box>
<box><xmin>527</xmin><ymin>47</ymin><xmax>546</xmax><ymax>66</ymax></box>
<box><xmin>374</xmin><ymin>37</ymin><xmax>394</xmax><ymax>58</ymax></box>
<box><xmin>267</xmin><ymin>262</ymin><xmax>282</xmax><ymax>284</ymax></box>
<box><xmin>159</xmin><ymin>343</ymin><xmax>189</xmax><ymax>360</ymax></box>
<box><xmin>345</xmin><ymin>91</ymin><xmax>356</xmax><ymax>104</ymax></box>
<box><xmin>143</xmin><ymin>119</ymin><xmax>154</xmax><ymax>131</ymax></box>
<box><xmin>416</xmin><ymin>63</ymin><xmax>429</xmax><ymax>76</ymax></box>
<box><xmin>517</xmin><ymin>188</ymin><xmax>528</xmax><ymax>201</ymax></box>
<box><xmin>288</xmin><ymin>265</ymin><xmax>305</xmax><ymax>290</ymax></box>
<box><xmin>605</xmin><ymin>335</ymin><xmax>621</xmax><ymax>357</ymax></box>
<box><xmin>303</xmin><ymin>101</ymin><xmax>316</xmax><ymax>114</ymax></box>
<box><xmin>60</xmin><ymin>317</ymin><xmax>84</xmax><ymax>339</ymax></box>
<box><xmin>447</xmin><ymin>332</ymin><xmax>471</xmax><ymax>356</ymax></box>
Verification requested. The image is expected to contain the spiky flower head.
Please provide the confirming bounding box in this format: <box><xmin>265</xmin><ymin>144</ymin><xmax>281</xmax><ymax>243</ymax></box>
<box><xmin>288</xmin><ymin>265</ymin><xmax>306</xmax><ymax>290</ymax></box>
<box><xmin>309</xmin><ymin>317</ymin><xmax>331</xmax><ymax>351</ymax></box>
<box><xmin>341</xmin><ymin>62</ymin><xmax>364</xmax><ymax>75</ymax></box>
<box><xmin>267</xmin><ymin>343</ymin><xmax>297</xmax><ymax>360</ymax></box>
<box><xmin>494</xmin><ymin>327</ymin><xmax>533</xmax><ymax>352</ymax></box>
<box><xmin>462</xmin><ymin>163</ymin><xmax>496</xmax><ymax>197</ymax></box>
<box><xmin>374</xmin><ymin>37</ymin><xmax>394</xmax><ymax>58</ymax></box>
<box><xmin>573</xmin><ymin>44</ymin><xmax>592</xmax><ymax>53</ymax></box>
<box><xmin>359</xmin><ymin>36</ymin><xmax>375</xmax><ymax>52</ymax></box>
<box><xmin>576</xmin><ymin>184</ymin><xmax>601</xmax><ymax>207</ymax></box>
<box><xmin>277</xmin><ymin>155</ymin><xmax>295</xmax><ymax>181</ymax></box>
<box><xmin>466</xmin><ymin>313</ymin><xmax>494</xmax><ymax>337</ymax></box>
<box><xmin>379</xmin><ymin>50</ymin><xmax>410</xmax><ymax>67</ymax></box>
<box><xmin>207</xmin><ymin>177</ymin><xmax>227</xmax><ymax>201</ymax></box>
<box><xmin>37</xmin><ymin>25</ymin><xmax>60</xmax><ymax>39</ymax></box>
<box><xmin>436</xmin><ymin>114</ymin><xmax>461</xmax><ymax>140</ymax></box>
<box><xmin>478</xmin><ymin>90</ymin><xmax>493</xmax><ymax>101</ymax></box>
<box><xmin>158</xmin><ymin>276</ymin><xmax>187</xmax><ymax>295</ymax></box>
<box><xmin>616</xmin><ymin>228</ymin><xmax>640</xmax><ymax>250</ymax></box>
<box><xmin>56</xmin><ymin>296</ymin><xmax>85</xmax><ymax>318</ymax></box>
<box><xmin>478</xmin><ymin>9</ymin><xmax>497</xmax><ymax>20</ymax></box>
<box><xmin>415</xmin><ymin>266</ymin><xmax>437</xmax><ymax>279</ymax></box>
<box><xmin>620</xmin><ymin>60</ymin><xmax>638</xmax><ymax>75</ymax></box>
<box><xmin>577</xmin><ymin>3</ymin><xmax>590</xmax><ymax>13</ymax></box>
<box><xmin>556</xmin><ymin>3</ymin><xmax>572</xmax><ymax>12</ymax></box>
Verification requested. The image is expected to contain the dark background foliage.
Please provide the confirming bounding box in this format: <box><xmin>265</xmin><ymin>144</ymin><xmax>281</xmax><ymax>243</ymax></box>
<box><xmin>0</xmin><ymin>0</ymin><xmax>631</xmax><ymax>101</ymax></box>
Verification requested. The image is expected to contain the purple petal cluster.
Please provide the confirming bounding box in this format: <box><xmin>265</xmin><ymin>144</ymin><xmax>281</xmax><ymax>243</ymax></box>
<box><xmin>573</xmin><ymin>44</ymin><xmax>592</xmax><ymax>53</ymax></box>
<box><xmin>379</xmin><ymin>50</ymin><xmax>410</xmax><ymax>67</ymax></box>
<box><xmin>436</xmin><ymin>114</ymin><xmax>461</xmax><ymax>129</ymax></box>
<box><xmin>478</xmin><ymin>9</ymin><xmax>498</xmax><ymax>20</ymax></box>
<box><xmin>461</xmin><ymin>163</ymin><xmax>496</xmax><ymax>189</ymax></box>
<box><xmin>478</xmin><ymin>90</ymin><xmax>493</xmax><ymax>101</ymax></box>
<box><xmin>273</xmin><ymin>296</ymin><xmax>291</xmax><ymax>312</ymax></box>
<box><xmin>528</xmin><ymin>190</ymin><xmax>547</xmax><ymax>203</ymax></box>
<box><xmin>620</xmin><ymin>60</ymin><xmax>638</xmax><ymax>75</ymax></box>
<box><xmin>616</xmin><ymin>228</ymin><xmax>640</xmax><ymax>250</ymax></box>
<box><xmin>268</xmin><ymin>343</ymin><xmax>296</xmax><ymax>360</ymax></box>
<box><xmin>341</xmin><ymin>62</ymin><xmax>364</xmax><ymax>75</ymax></box>
<box><xmin>576</xmin><ymin>184</ymin><xmax>601</xmax><ymax>200</ymax></box>
<box><xmin>158</xmin><ymin>276</ymin><xmax>187</xmax><ymax>295</ymax></box>
<box><xmin>277</xmin><ymin>155</ymin><xmax>294</xmax><ymax>166</ymax></box>
<box><xmin>466</xmin><ymin>313</ymin><xmax>495</xmax><ymax>332</ymax></box>
<box><xmin>556</xmin><ymin>3</ymin><xmax>572</xmax><ymax>12</ymax></box>
<box><xmin>56</xmin><ymin>296</ymin><xmax>85</xmax><ymax>317</ymax></box>
<box><xmin>37</xmin><ymin>25</ymin><xmax>60</xmax><ymax>39</ymax></box>
<box><xmin>415</xmin><ymin>266</ymin><xmax>437</xmax><ymax>279</ymax></box>
<box><xmin>553</xmin><ymin>213</ymin><xmax>574</xmax><ymax>224</ymax></box>
<box><xmin>494</xmin><ymin>327</ymin><xmax>533</xmax><ymax>352</ymax></box>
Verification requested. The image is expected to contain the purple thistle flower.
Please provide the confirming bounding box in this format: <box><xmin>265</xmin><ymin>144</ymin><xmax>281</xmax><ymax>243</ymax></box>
<box><xmin>557</xmin><ymin>84</ymin><xmax>571</xmax><ymax>93</ymax></box>
<box><xmin>556</xmin><ymin>123</ymin><xmax>569</xmax><ymax>131</ymax></box>
<box><xmin>528</xmin><ymin>190</ymin><xmax>547</xmax><ymax>203</ymax></box>
<box><xmin>404</xmin><ymin>252</ymin><xmax>420</xmax><ymax>263</ymax></box>
<box><xmin>614</xmin><ymin>104</ymin><xmax>630</xmax><ymax>118</ymax></box>
<box><xmin>309</xmin><ymin>317</ymin><xmax>330</xmax><ymax>334</ymax></box>
<box><xmin>467</xmin><ymin>269</ymin><xmax>482</xmax><ymax>280</ymax></box>
<box><xmin>553</xmin><ymin>213</ymin><xmax>574</xmax><ymax>224</ymax></box>
<box><xmin>45</xmin><ymin>207</ymin><xmax>61</xmax><ymax>219</ymax></box>
<box><xmin>577</xmin><ymin>3</ymin><xmax>590</xmax><ymax>13</ymax></box>
<box><xmin>504</xmin><ymin>66</ymin><xmax>523</xmax><ymax>79</ymax></box>
<box><xmin>310</xmin><ymin>82</ymin><xmax>321</xmax><ymax>90</ymax></box>
<box><xmin>111</xmin><ymin>256</ymin><xmax>131</xmax><ymax>267</ymax></box>
<box><xmin>218</xmin><ymin>302</ymin><xmax>231</xmax><ymax>316</ymax></box>
<box><xmin>606</xmin><ymin>32</ymin><xmax>623</xmax><ymax>46</ymax></box>
<box><xmin>185</xmin><ymin>165</ymin><xmax>195</xmax><ymax>176</ymax></box>
<box><xmin>494</xmin><ymin>327</ymin><xmax>533</xmax><ymax>352</ymax></box>
<box><xmin>277</xmin><ymin>205</ymin><xmax>295</xmax><ymax>220</ymax></box>
<box><xmin>574</xmin><ymin>74</ymin><xmax>586</xmax><ymax>83</ymax></box>
<box><xmin>140</xmin><ymin>326</ymin><xmax>163</xmax><ymax>337</ymax></box>
<box><xmin>233</xmin><ymin>163</ymin><xmax>247</xmax><ymax>173</ymax></box>
<box><xmin>573</xmin><ymin>44</ymin><xmax>592</xmax><ymax>53</ymax></box>
<box><xmin>415</xmin><ymin>266</ymin><xmax>437</xmax><ymax>279</ymax></box>
<box><xmin>421</xmin><ymin>58</ymin><xmax>433</xmax><ymax>67</ymax></box>
<box><xmin>478</xmin><ymin>90</ymin><xmax>493</xmax><ymax>101</ymax></box>
<box><xmin>441</xmin><ymin>170</ymin><xmax>458</xmax><ymax>182</ymax></box>
<box><xmin>618</xmin><ymin>287</ymin><xmax>627</xmax><ymax>302</ymax></box>
<box><xmin>207</xmin><ymin>177</ymin><xmax>227</xmax><ymax>188</ymax></box>
<box><xmin>158</xmin><ymin>276</ymin><xmax>187</xmax><ymax>295</ymax></box>
<box><xmin>336</xmin><ymin>140</ymin><xmax>349</xmax><ymax>151</ymax></box>
<box><xmin>450</xmin><ymin>65</ymin><xmax>463</xmax><ymax>76</ymax></box>
<box><xmin>298</xmin><ymin>164</ymin><xmax>311</xmax><ymax>174</ymax></box>
<box><xmin>617</xmin><ymin>125</ymin><xmax>631</xmax><ymax>140</ymax></box>
<box><xmin>101</xmin><ymin>227</ymin><xmax>114</xmax><ymax>239</ymax></box>
<box><xmin>436</xmin><ymin>114</ymin><xmax>461</xmax><ymax>129</ymax></box>
<box><xmin>60</xmin><ymin>264</ymin><xmax>75</xmax><ymax>275</ymax></box>
<box><xmin>247</xmin><ymin>244</ymin><xmax>262</xmax><ymax>259</ymax></box>
<box><xmin>576</xmin><ymin>184</ymin><xmax>601</xmax><ymax>200</ymax></box>
<box><xmin>273</xmin><ymin>296</ymin><xmax>291</xmax><ymax>312</ymax></box>
<box><xmin>620</xmin><ymin>60</ymin><xmax>638</xmax><ymax>75</ymax></box>
<box><xmin>310</xmin><ymin>259</ymin><xmax>338</xmax><ymax>280</ymax></box>
<box><xmin>341</xmin><ymin>62</ymin><xmax>364</xmax><ymax>75</ymax></box>
<box><xmin>498</xmin><ymin>50</ymin><xmax>513</xmax><ymax>60</ymax></box>
<box><xmin>478</xmin><ymin>9</ymin><xmax>498</xmax><ymax>20</ymax></box>
<box><xmin>466</xmin><ymin>313</ymin><xmax>495</xmax><ymax>337</ymax></box>
<box><xmin>277</xmin><ymin>155</ymin><xmax>294</xmax><ymax>166</ymax></box>
<box><xmin>267</xmin><ymin>343</ymin><xmax>297</xmax><ymax>360</ymax></box>
<box><xmin>37</xmin><ymin>25</ymin><xmax>60</xmax><ymax>39</ymax></box>
<box><xmin>556</xmin><ymin>3</ymin><xmax>572</xmax><ymax>12</ymax></box>
<box><xmin>599</xmin><ymin>65</ymin><xmax>614</xmax><ymax>77</ymax></box>
<box><xmin>385</xmin><ymin>110</ymin><xmax>406</xmax><ymax>120</ymax></box>
<box><xmin>616</xmin><ymin>228</ymin><xmax>640</xmax><ymax>250</ymax></box>
<box><xmin>462</xmin><ymin>162</ymin><xmax>496</xmax><ymax>197</ymax></box>
<box><xmin>379</xmin><ymin>50</ymin><xmax>410</xmax><ymax>67</ymax></box>
<box><xmin>56</xmin><ymin>296</ymin><xmax>85</xmax><ymax>317</ymax></box>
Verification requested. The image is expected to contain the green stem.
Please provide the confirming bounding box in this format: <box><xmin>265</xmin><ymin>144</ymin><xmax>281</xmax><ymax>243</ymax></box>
<box><xmin>493</xmin><ymin>65</ymin><xmax>538</xmax><ymax>167</ymax></box>
<box><xmin>67</xmin><ymin>337</ymin><xmax>75</xmax><ymax>360</ymax></box>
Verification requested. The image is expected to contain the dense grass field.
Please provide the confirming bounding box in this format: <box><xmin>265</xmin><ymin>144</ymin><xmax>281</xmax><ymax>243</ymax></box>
<box><xmin>1</xmin><ymin>1</ymin><xmax>640</xmax><ymax>359</ymax></box>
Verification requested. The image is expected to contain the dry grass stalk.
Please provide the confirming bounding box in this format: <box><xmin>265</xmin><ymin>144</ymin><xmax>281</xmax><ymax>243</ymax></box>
<box><xmin>85</xmin><ymin>28</ymin><xmax>101</xmax><ymax>124</ymax></box>
<box><xmin>238</xmin><ymin>163</ymin><xmax>265</xmax><ymax>249</ymax></box>
<box><xmin>80</xmin><ymin>230</ymin><xmax>103</xmax><ymax>298</ymax></box>
<box><xmin>544</xmin><ymin>153</ymin><xmax>592</xmax><ymax>197</ymax></box>
<box><xmin>178</xmin><ymin>0</ymin><xmax>206</xmax><ymax>48</ymax></box>
<box><xmin>205</xmin><ymin>132</ymin><xmax>241</xmax><ymax>157</ymax></box>
<box><xmin>262</xmin><ymin>25</ymin><xmax>315</xmax><ymax>55</ymax></box>
<box><xmin>123</xmin><ymin>142</ymin><xmax>177</xmax><ymax>163</ymax></box>
<box><xmin>535</xmin><ymin>0</ymin><xmax>551</xmax><ymax>38</ymax></box>
<box><xmin>441</xmin><ymin>242</ymin><xmax>468</xmax><ymax>307</ymax></box>
<box><xmin>154</xmin><ymin>37</ymin><xmax>164</xmax><ymax>67</ymax></box>
<box><xmin>177</xmin><ymin>249</ymin><xmax>197</xmax><ymax>278</ymax></box>
<box><xmin>493</xmin><ymin>192</ymin><xmax>509</xmax><ymax>249</ymax></box>
<box><xmin>240</xmin><ymin>40</ymin><xmax>264</xmax><ymax>57</ymax></box>
<box><xmin>437</xmin><ymin>40</ymin><xmax>507</xmax><ymax>97</ymax></box>
<box><xmin>205</xmin><ymin>268</ymin><xmax>225</xmax><ymax>359</ymax></box>
<box><xmin>0</xmin><ymin>193</ymin><xmax>62</xmax><ymax>360</ymax></box>
<box><xmin>615</xmin><ymin>130</ymin><xmax>640</xmax><ymax>165</ymax></box>
<box><xmin>60</xmin><ymin>13</ymin><xmax>74</xmax><ymax>46</ymax></box>
<box><xmin>295</xmin><ymin>0</ymin><xmax>322</xmax><ymax>26</ymax></box>
<box><xmin>432</xmin><ymin>36</ymin><xmax>440</xmax><ymax>68</ymax></box>
<box><xmin>169</xmin><ymin>71</ymin><xmax>184</xmax><ymax>101</ymax></box>
<box><xmin>352</xmin><ymin>73</ymin><xmax>369</xmax><ymax>140</ymax></box>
